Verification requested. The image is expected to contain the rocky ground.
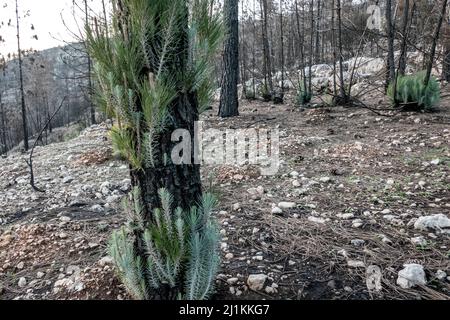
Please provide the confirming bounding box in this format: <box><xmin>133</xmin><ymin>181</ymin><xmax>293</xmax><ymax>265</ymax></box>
<box><xmin>0</xmin><ymin>95</ymin><xmax>449</xmax><ymax>300</ymax></box>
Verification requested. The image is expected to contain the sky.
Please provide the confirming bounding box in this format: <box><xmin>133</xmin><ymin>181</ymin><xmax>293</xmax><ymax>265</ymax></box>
<box><xmin>0</xmin><ymin>0</ymin><xmax>107</xmax><ymax>57</ymax></box>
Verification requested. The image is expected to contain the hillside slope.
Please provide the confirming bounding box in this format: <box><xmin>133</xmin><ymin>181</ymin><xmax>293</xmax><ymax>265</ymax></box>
<box><xmin>0</xmin><ymin>101</ymin><xmax>449</xmax><ymax>300</ymax></box>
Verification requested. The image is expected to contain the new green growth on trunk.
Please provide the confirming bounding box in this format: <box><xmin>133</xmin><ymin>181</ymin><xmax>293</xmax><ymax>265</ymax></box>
<box><xmin>85</xmin><ymin>0</ymin><xmax>223</xmax><ymax>300</ymax></box>
<box><xmin>110</xmin><ymin>188</ymin><xmax>220</xmax><ymax>300</ymax></box>
<box><xmin>86</xmin><ymin>0</ymin><xmax>222</xmax><ymax>171</ymax></box>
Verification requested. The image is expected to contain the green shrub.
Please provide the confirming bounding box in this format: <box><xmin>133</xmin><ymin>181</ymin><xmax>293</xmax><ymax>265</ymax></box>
<box><xmin>387</xmin><ymin>71</ymin><xmax>440</xmax><ymax>110</ymax></box>
<box><xmin>259</xmin><ymin>83</ymin><xmax>272</xmax><ymax>102</ymax></box>
<box><xmin>244</xmin><ymin>89</ymin><xmax>256</xmax><ymax>100</ymax></box>
<box><xmin>295</xmin><ymin>83</ymin><xmax>312</xmax><ymax>106</ymax></box>
<box><xmin>109</xmin><ymin>188</ymin><xmax>221</xmax><ymax>300</ymax></box>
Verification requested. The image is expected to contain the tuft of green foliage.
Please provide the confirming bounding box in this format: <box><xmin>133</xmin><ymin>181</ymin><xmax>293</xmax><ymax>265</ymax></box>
<box><xmin>85</xmin><ymin>0</ymin><xmax>223</xmax><ymax>170</ymax></box>
<box><xmin>387</xmin><ymin>71</ymin><xmax>441</xmax><ymax>110</ymax></box>
<box><xmin>295</xmin><ymin>83</ymin><xmax>312</xmax><ymax>106</ymax></box>
<box><xmin>109</xmin><ymin>188</ymin><xmax>221</xmax><ymax>300</ymax></box>
<box><xmin>244</xmin><ymin>89</ymin><xmax>256</xmax><ymax>100</ymax></box>
<box><xmin>259</xmin><ymin>83</ymin><xmax>272</xmax><ymax>102</ymax></box>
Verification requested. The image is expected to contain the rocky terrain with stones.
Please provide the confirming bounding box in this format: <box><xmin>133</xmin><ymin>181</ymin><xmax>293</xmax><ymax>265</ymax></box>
<box><xmin>1</xmin><ymin>91</ymin><xmax>449</xmax><ymax>300</ymax></box>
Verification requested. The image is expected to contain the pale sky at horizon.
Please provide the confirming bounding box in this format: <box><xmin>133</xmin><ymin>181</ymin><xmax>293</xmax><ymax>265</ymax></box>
<box><xmin>0</xmin><ymin>0</ymin><xmax>107</xmax><ymax>58</ymax></box>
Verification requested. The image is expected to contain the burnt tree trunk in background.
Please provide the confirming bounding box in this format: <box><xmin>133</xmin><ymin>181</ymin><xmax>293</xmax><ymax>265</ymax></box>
<box><xmin>276</xmin><ymin>0</ymin><xmax>285</xmax><ymax>104</ymax></box>
<box><xmin>393</xmin><ymin>0</ymin><xmax>411</xmax><ymax>107</ymax></box>
<box><xmin>385</xmin><ymin>0</ymin><xmax>396</xmax><ymax>91</ymax></box>
<box><xmin>252</xmin><ymin>0</ymin><xmax>257</xmax><ymax>96</ymax></box>
<box><xmin>16</xmin><ymin>0</ymin><xmax>29</xmax><ymax>151</ymax></box>
<box><xmin>331</xmin><ymin>0</ymin><xmax>337</xmax><ymax>97</ymax></box>
<box><xmin>398</xmin><ymin>0</ymin><xmax>410</xmax><ymax>76</ymax></box>
<box><xmin>314</xmin><ymin>0</ymin><xmax>321</xmax><ymax>64</ymax></box>
<box><xmin>294</xmin><ymin>0</ymin><xmax>308</xmax><ymax>95</ymax></box>
<box><xmin>261</xmin><ymin>0</ymin><xmax>274</xmax><ymax>99</ymax></box>
<box><xmin>444</xmin><ymin>7</ymin><xmax>450</xmax><ymax>81</ymax></box>
<box><xmin>444</xmin><ymin>49</ymin><xmax>450</xmax><ymax>81</ymax></box>
<box><xmin>84</xmin><ymin>0</ymin><xmax>96</xmax><ymax>126</ymax></box>
<box><xmin>425</xmin><ymin>0</ymin><xmax>448</xmax><ymax>87</ymax></box>
<box><xmin>0</xmin><ymin>94</ymin><xmax>7</xmax><ymax>156</ymax></box>
<box><xmin>308</xmin><ymin>0</ymin><xmax>314</xmax><ymax>95</ymax></box>
<box><xmin>240</xmin><ymin>23</ymin><xmax>247</xmax><ymax>99</ymax></box>
<box><xmin>219</xmin><ymin>0</ymin><xmax>240</xmax><ymax>118</ymax></box>
<box><xmin>336</xmin><ymin>0</ymin><xmax>347</xmax><ymax>103</ymax></box>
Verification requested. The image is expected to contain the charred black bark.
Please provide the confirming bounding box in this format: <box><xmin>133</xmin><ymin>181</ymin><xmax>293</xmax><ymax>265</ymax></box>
<box><xmin>116</xmin><ymin>1</ymin><xmax>203</xmax><ymax>299</ymax></box>
<box><xmin>16</xmin><ymin>0</ymin><xmax>29</xmax><ymax>151</ymax></box>
<box><xmin>260</xmin><ymin>0</ymin><xmax>274</xmax><ymax>100</ymax></box>
<box><xmin>84</xmin><ymin>0</ymin><xmax>96</xmax><ymax>126</ymax></box>
<box><xmin>219</xmin><ymin>0</ymin><xmax>239</xmax><ymax>118</ymax></box>
<box><xmin>336</xmin><ymin>0</ymin><xmax>348</xmax><ymax>104</ymax></box>
<box><xmin>398</xmin><ymin>0</ymin><xmax>411</xmax><ymax>76</ymax></box>
<box><xmin>130</xmin><ymin>92</ymin><xmax>203</xmax><ymax>216</ymax></box>
<box><xmin>444</xmin><ymin>49</ymin><xmax>450</xmax><ymax>81</ymax></box>
<box><xmin>0</xmin><ymin>94</ymin><xmax>7</xmax><ymax>156</ymax></box>
<box><xmin>425</xmin><ymin>0</ymin><xmax>448</xmax><ymax>87</ymax></box>
<box><xmin>385</xmin><ymin>0</ymin><xmax>396</xmax><ymax>92</ymax></box>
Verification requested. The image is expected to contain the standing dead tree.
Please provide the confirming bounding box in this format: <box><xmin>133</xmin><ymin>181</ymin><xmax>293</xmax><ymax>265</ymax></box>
<box><xmin>277</xmin><ymin>0</ymin><xmax>285</xmax><ymax>103</ymax></box>
<box><xmin>84</xmin><ymin>0</ymin><xmax>96</xmax><ymax>125</ymax></box>
<box><xmin>335</xmin><ymin>0</ymin><xmax>348</xmax><ymax>104</ymax></box>
<box><xmin>260</xmin><ymin>0</ymin><xmax>274</xmax><ymax>100</ymax></box>
<box><xmin>15</xmin><ymin>0</ymin><xmax>29</xmax><ymax>151</ymax></box>
<box><xmin>425</xmin><ymin>0</ymin><xmax>449</xmax><ymax>87</ymax></box>
<box><xmin>0</xmin><ymin>91</ymin><xmax>7</xmax><ymax>156</ymax></box>
<box><xmin>219</xmin><ymin>0</ymin><xmax>240</xmax><ymax>118</ymax></box>
<box><xmin>385</xmin><ymin>0</ymin><xmax>396</xmax><ymax>92</ymax></box>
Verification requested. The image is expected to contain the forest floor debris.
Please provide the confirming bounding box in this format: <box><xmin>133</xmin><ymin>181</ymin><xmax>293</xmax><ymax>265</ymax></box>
<box><xmin>1</xmin><ymin>97</ymin><xmax>449</xmax><ymax>300</ymax></box>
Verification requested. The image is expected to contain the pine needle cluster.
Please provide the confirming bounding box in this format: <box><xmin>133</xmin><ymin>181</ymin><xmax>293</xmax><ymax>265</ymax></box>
<box><xmin>388</xmin><ymin>71</ymin><xmax>441</xmax><ymax>110</ymax></box>
<box><xmin>86</xmin><ymin>0</ymin><xmax>222</xmax><ymax>170</ymax></box>
<box><xmin>110</xmin><ymin>188</ymin><xmax>221</xmax><ymax>300</ymax></box>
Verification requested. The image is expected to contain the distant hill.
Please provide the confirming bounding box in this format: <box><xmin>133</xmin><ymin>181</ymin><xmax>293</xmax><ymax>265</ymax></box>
<box><xmin>0</xmin><ymin>43</ymin><xmax>92</xmax><ymax>152</ymax></box>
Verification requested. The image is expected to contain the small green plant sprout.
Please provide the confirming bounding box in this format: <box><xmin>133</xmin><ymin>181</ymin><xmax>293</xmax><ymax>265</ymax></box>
<box><xmin>388</xmin><ymin>71</ymin><xmax>441</xmax><ymax>111</ymax></box>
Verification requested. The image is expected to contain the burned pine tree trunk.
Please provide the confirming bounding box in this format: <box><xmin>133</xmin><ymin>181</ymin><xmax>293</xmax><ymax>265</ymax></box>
<box><xmin>121</xmin><ymin>0</ymin><xmax>203</xmax><ymax>299</ymax></box>
<box><xmin>294</xmin><ymin>0</ymin><xmax>309</xmax><ymax>101</ymax></box>
<box><xmin>393</xmin><ymin>0</ymin><xmax>415</xmax><ymax>107</ymax></box>
<box><xmin>219</xmin><ymin>0</ymin><xmax>239</xmax><ymax>118</ymax></box>
<box><xmin>251</xmin><ymin>0</ymin><xmax>257</xmax><ymax>98</ymax></box>
<box><xmin>331</xmin><ymin>0</ymin><xmax>338</xmax><ymax>97</ymax></box>
<box><xmin>444</xmin><ymin>11</ymin><xmax>450</xmax><ymax>82</ymax></box>
<box><xmin>131</xmin><ymin>96</ymin><xmax>203</xmax><ymax>214</ymax></box>
<box><xmin>277</xmin><ymin>0</ymin><xmax>285</xmax><ymax>104</ymax></box>
<box><xmin>444</xmin><ymin>4</ymin><xmax>450</xmax><ymax>81</ymax></box>
<box><xmin>84</xmin><ymin>0</ymin><xmax>96</xmax><ymax>126</ymax></box>
<box><xmin>425</xmin><ymin>0</ymin><xmax>449</xmax><ymax>87</ymax></box>
<box><xmin>335</xmin><ymin>0</ymin><xmax>348</xmax><ymax>104</ymax></box>
<box><xmin>87</xmin><ymin>0</ymin><xmax>222</xmax><ymax>300</ymax></box>
<box><xmin>16</xmin><ymin>0</ymin><xmax>29</xmax><ymax>151</ymax></box>
<box><xmin>398</xmin><ymin>0</ymin><xmax>411</xmax><ymax>76</ymax></box>
<box><xmin>385</xmin><ymin>0</ymin><xmax>396</xmax><ymax>92</ymax></box>
<box><xmin>111</xmin><ymin>1</ymin><xmax>203</xmax><ymax>215</ymax></box>
<box><xmin>444</xmin><ymin>49</ymin><xmax>450</xmax><ymax>81</ymax></box>
<box><xmin>0</xmin><ymin>93</ymin><xmax>7</xmax><ymax>156</ymax></box>
<box><xmin>260</xmin><ymin>0</ymin><xmax>274</xmax><ymax>100</ymax></box>
<box><xmin>314</xmin><ymin>0</ymin><xmax>321</xmax><ymax>64</ymax></box>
